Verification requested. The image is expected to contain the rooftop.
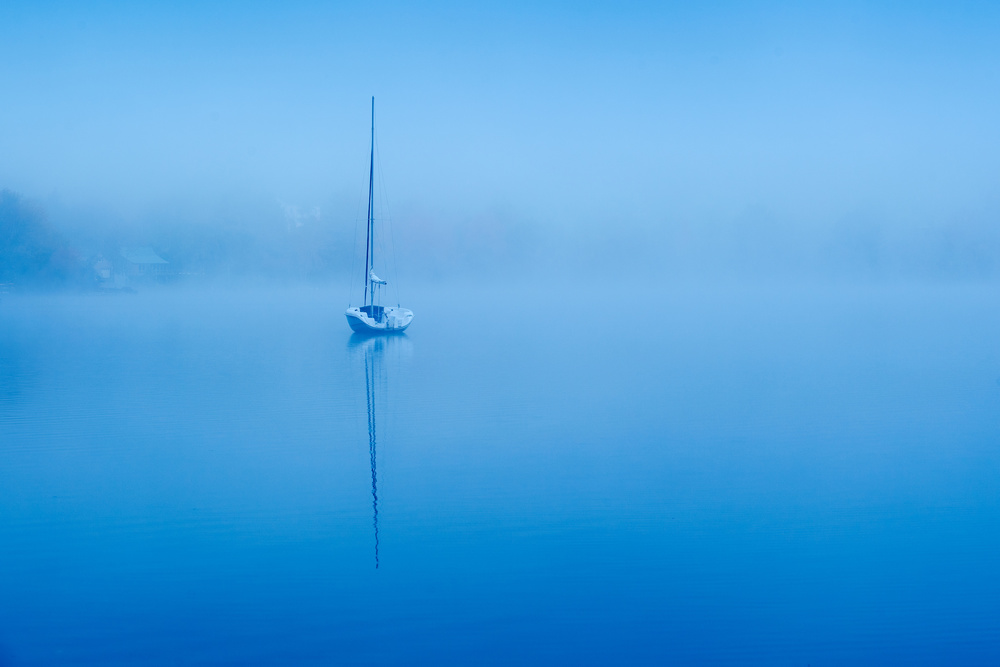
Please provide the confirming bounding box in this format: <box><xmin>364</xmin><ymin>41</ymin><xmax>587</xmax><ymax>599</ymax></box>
<box><xmin>120</xmin><ymin>247</ymin><xmax>168</xmax><ymax>265</ymax></box>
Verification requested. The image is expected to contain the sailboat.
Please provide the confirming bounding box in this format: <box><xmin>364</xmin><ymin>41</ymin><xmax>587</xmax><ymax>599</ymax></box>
<box><xmin>345</xmin><ymin>98</ymin><xmax>414</xmax><ymax>334</ymax></box>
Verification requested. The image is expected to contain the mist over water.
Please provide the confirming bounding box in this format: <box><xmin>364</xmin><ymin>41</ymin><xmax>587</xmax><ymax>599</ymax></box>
<box><xmin>3</xmin><ymin>3</ymin><xmax>1000</xmax><ymax>286</ymax></box>
<box><xmin>2</xmin><ymin>282</ymin><xmax>1000</xmax><ymax>664</ymax></box>
<box><xmin>3</xmin><ymin>2</ymin><xmax>1000</xmax><ymax>665</ymax></box>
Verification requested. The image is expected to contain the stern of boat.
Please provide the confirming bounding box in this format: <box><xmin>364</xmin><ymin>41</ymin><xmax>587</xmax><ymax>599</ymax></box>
<box><xmin>345</xmin><ymin>306</ymin><xmax>413</xmax><ymax>334</ymax></box>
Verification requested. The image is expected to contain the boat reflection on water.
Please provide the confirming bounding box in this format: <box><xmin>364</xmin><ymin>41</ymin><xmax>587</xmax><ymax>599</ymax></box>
<box><xmin>348</xmin><ymin>333</ymin><xmax>412</xmax><ymax>568</ymax></box>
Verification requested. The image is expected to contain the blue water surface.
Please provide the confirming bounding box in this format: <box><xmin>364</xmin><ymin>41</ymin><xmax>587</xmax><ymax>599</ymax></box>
<box><xmin>1</xmin><ymin>282</ymin><xmax>999</xmax><ymax>665</ymax></box>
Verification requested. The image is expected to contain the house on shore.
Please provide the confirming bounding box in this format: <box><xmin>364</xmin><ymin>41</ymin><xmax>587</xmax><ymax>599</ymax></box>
<box><xmin>94</xmin><ymin>247</ymin><xmax>172</xmax><ymax>288</ymax></box>
<box><xmin>120</xmin><ymin>247</ymin><xmax>169</xmax><ymax>280</ymax></box>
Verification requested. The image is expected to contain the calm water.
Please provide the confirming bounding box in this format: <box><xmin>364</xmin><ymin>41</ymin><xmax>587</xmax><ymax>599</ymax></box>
<box><xmin>1</xmin><ymin>282</ymin><xmax>999</xmax><ymax>665</ymax></box>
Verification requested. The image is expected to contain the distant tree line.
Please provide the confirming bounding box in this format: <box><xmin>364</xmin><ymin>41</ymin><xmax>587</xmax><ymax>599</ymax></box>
<box><xmin>0</xmin><ymin>189</ymin><xmax>357</xmax><ymax>288</ymax></box>
<box><xmin>0</xmin><ymin>190</ymin><xmax>86</xmax><ymax>287</ymax></box>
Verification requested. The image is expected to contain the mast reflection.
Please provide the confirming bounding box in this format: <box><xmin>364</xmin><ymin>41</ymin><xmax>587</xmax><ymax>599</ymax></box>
<box><xmin>363</xmin><ymin>336</ymin><xmax>380</xmax><ymax>568</ymax></box>
<box><xmin>350</xmin><ymin>333</ymin><xmax>411</xmax><ymax>569</ymax></box>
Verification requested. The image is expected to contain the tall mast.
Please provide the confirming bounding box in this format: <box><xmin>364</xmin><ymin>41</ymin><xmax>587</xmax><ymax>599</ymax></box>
<box><xmin>364</xmin><ymin>97</ymin><xmax>375</xmax><ymax>306</ymax></box>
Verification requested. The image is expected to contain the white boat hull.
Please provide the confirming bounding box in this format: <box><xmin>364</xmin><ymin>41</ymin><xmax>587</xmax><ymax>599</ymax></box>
<box><xmin>345</xmin><ymin>306</ymin><xmax>413</xmax><ymax>334</ymax></box>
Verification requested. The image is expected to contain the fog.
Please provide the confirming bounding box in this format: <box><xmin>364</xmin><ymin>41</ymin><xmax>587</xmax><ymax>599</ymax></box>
<box><xmin>2</xmin><ymin>2</ymin><xmax>1000</xmax><ymax>287</ymax></box>
<box><xmin>8</xmin><ymin>6</ymin><xmax>1000</xmax><ymax>663</ymax></box>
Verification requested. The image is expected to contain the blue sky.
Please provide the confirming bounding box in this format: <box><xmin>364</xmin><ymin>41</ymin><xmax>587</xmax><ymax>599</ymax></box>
<box><xmin>1</xmin><ymin>2</ymin><xmax>999</xmax><ymax>231</ymax></box>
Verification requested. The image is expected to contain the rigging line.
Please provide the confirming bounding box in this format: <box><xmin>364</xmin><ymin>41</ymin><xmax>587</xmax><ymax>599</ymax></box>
<box><xmin>374</xmin><ymin>128</ymin><xmax>402</xmax><ymax>306</ymax></box>
<box><xmin>371</xmin><ymin>176</ymin><xmax>388</xmax><ymax>305</ymax></box>
<box><xmin>374</xmin><ymin>133</ymin><xmax>400</xmax><ymax>306</ymax></box>
<box><xmin>372</xmin><ymin>126</ymin><xmax>384</xmax><ymax>282</ymax></box>
<box><xmin>365</xmin><ymin>96</ymin><xmax>375</xmax><ymax>307</ymax></box>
